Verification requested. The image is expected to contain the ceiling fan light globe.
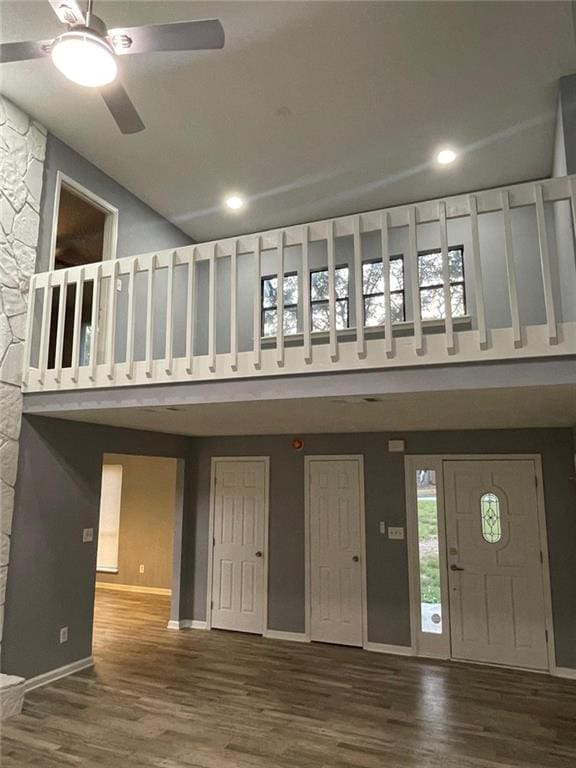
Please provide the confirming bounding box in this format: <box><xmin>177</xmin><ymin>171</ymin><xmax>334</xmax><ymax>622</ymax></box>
<box><xmin>51</xmin><ymin>31</ymin><xmax>117</xmax><ymax>87</ymax></box>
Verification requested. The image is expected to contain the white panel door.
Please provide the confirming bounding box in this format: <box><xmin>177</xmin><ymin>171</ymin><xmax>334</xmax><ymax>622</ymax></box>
<box><xmin>211</xmin><ymin>459</ymin><xmax>267</xmax><ymax>634</ymax></box>
<box><xmin>444</xmin><ymin>460</ymin><xmax>549</xmax><ymax>670</ymax></box>
<box><xmin>308</xmin><ymin>459</ymin><xmax>364</xmax><ymax>647</ymax></box>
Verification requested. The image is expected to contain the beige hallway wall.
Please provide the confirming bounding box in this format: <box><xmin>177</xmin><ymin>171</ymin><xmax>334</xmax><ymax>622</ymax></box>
<box><xmin>97</xmin><ymin>454</ymin><xmax>177</xmax><ymax>590</ymax></box>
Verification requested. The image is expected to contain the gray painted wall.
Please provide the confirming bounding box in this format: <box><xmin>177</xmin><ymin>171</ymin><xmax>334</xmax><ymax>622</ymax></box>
<box><xmin>37</xmin><ymin>133</ymin><xmax>194</xmax><ymax>272</ymax></box>
<box><xmin>4</xmin><ymin>418</ymin><xmax>576</xmax><ymax>680</ymax></box>
<box><xmin>2</xmin><ymin>416</ymin><xmax>194</xmax><ymax>679</ymax></box>
<box><xmin>184</xmin><ymin>429</ymin><xmax>576</xmax><ymax>665</ymax></box>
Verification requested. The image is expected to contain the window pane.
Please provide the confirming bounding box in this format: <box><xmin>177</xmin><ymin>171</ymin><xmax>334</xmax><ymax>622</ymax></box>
<box><xmin>311</xmin><ymin>300</ymin><xmax>349</xmax><ymax>331</ymax></box>
<box><xmin>335</xmin><ymin>267</ymin><xmax>349</xmax><ymax>299</ymax></box>
<box><xmin>416</xmin><ymin>469</ymin><xmax>442</xmax><ymax>634</ymax></box>
<box><xmin>480</xmin><ymin>493</ymin><xmax>502</xmax><ymax>543</ymax></box>
<box><xmin>449</xmin><ymin>249</ymin><xmax>464</xmax><ymax>281</ymax></box>
<box><xmin>311</xmin><ymin>302</ymin><xmax>329</xmax><ymax>331</ymax></box>
<box><xmin>262</xmin><ymin>277</ymin><xmax>277</xmax><ymax>308</ymax></box>
<box><xmin>284</xmin><ymin>307</ymin><xmax>298</xmax><ymax>335</ymax></box>
<box><xmin>420</xmin><ymin>286</ymin><xmax>444</xmax><ymax>320</ymax></box>
<box><xmin>364</xmin><ymin>295</ymin><xmax>385</xmax><ymax>327</ymax></box>
<box><xmin>362</xmin><ymin>262</ymin><xmax>383</xmax><ymax>296</ymax></box>
<box><xmin>262</xmin><ymin>308</ymin><xmax>277</xmax><ymax>337</ymax></box>
<box><xmin>418</xmin><ymin>252</ymin><xmax>443</xmax><ymax>287</ymax></box>
<box><xmin>336</xmin><ymin>299</ymin><xmax>348</xmax><ymax>329</ymax></box>
<box><xmin>390</xmin><ymin>292</ymin><xmax>405</xmax><ymax>323</ymax></box>
<box><xmin>450</xmin><ymin>284</ymin><xmax>465</xmax><ymax>317</ymax></box>
<box><xmin>390</xmin><ymin>258</ymin><xmax>404</xmax><ymax>292</ymax></box>
<box><xmin>263</xmin><ymin>307</ymin><xmax>298</xmax><ymax>336</ymax></box>
<box><xmin>311</xmin><ymin>270</ymin><xmax>329</xmax><ymax>301</ymax></box>
<box><xmin>284</xmin><ymin>274</ymin><xmax>298</xmax><ymax>306</ymax></box>
<box><xmin>420</xmin><ymin>285</ymin><xmax>465</xmax><ymax>320</ymax></box>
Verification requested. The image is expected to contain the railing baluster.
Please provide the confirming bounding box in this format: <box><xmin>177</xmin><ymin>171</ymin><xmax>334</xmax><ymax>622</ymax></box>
<box><xmin>106</xmin><ymin>260</ymin><xmax>119</xmax><ymax>380</ymax></box>
<box><xmin>125</xmin><ymin>258</ymin><xmax>137</xmax><ymax>379</ymax></box>
<box><xmin>37</xmin><ymin>273</ymin><xmax>52</xmax><ymax>385</ymax></box>
<box><xmin>53</xmin><ymin>271</ymin><xmax>68</xmax><ymax>383</ymax></box>
<box><xmin>570</xmin><ymin>178</ymin><xmax>576</xmax><ymax>238</ymax></box>
<box><xmin>439</xmin><ymin>202</ymin><xmax>455</xmax><ymax>353</ymax></box>
<box><xmin>381</xmin><ymin>211</ymin><xmax>393</xmax><ymax>358</ymax></box>
<box><xmin>534</xmin><ymin>184</ymin><xmax>558</xmax><ymax>345</ymax></box>
<box><xmin>276</xmin><ymin>231</ymin><xmax>285</xmax><ymax>367</ymax></box>
<box><xmin>230</xmin><ymin>240</ymin><xmax>238</xmax><ymax>371</ymax></box>
<box><xmin>71</xmin><ymin>267</ymin><xmax>84</xmax><ymax>383</ymax></box>
<box><xmin>208</xmin><ymin>244</ymin><xmax>216</xmax><ymax>372</ymax></box>
<box><xmin>185</xmin><ymin>247</ymin><xmax>196</xmax><ymax>374</ymax></box>
<box><xmin>145</xmin><ymin>255</ymin><xmax>155</xmax><ymax>378</ymax></box>
<box><xmin>501</xmin><ymin>190</ymin><xmax>522</xmax><ymax>348</ymax></box>
<box><xmin>468</xmin><ymin>195</ymin><xmax>488</xmax><ymax>350</ymax></box>
<box><xmin>89</xmin><ymin>263</ymin><xmax>102</xmax><ymax>381</ymax></box>
<box><xmin>327</xmin><ymin>220</ymin><xmax>338</xmax><ymax>362</ymax></box>
<box><xmin>21</xmin><ymin>276</ymin><xmax>37</xmax><ymax>389</ymax></box>
<box><xmin>353</xmin><ymin>216</ymin><xmax>365</xmax><ymax>359</ymax></box>
<box><xmin>252</xmin><ymin>236</ymin><xmax>262</xmax><ymax>369</ymax></box>
<box><xmin>302</xmin><ymin>225</ymin><xmax>312</xmax><ymax>364</ymax></box>
<box><xmin>165</xmin><ymin>251</ymin><xmax>175</xmax><ymax>374</ymax></box>
<box><xmin>408</xmin><ymin>207</ymin><xmax>424</xmax><ymax>355</ymax></box>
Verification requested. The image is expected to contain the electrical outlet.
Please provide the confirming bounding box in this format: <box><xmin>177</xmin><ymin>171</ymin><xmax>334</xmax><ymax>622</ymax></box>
<box><xmin>139</xmin><ymin>564</ymin><xmax>145</xmax><ymax>574</ymax></box>
<box><xmin>59</xmin><ymin>626</ymin><xmax>68</xmax><ymax>644</ymax></box>
<box><xmin>388</xmin><ymin>526</ymin><xmax>405</xmax><ymax>540</ymax></box>
<box><xmin>379</xmin><ymin>521</ymin><xmax>386</xmax><ymax>535</ymax></box>
<box><xmin>82</xmin><ymin>527</ymin><xmax>94</xmax><ymax>543</ymax></box>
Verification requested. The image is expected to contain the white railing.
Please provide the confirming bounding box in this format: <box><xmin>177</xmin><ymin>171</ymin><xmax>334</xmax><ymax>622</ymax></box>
<box><xmin>22</xmin><ymin>175</ymin><xmax>576</xmax><ymax>392</ymax></box>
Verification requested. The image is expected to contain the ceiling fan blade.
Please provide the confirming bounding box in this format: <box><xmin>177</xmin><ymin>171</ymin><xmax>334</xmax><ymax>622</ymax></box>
<box><xmin>46</xmin><ymin>0</ymin><xmax>85</xmax><ymax>26</ymax></box>
<box><xmin>0</xmin><ymin>39</ymin><xmax>51</xmax><ymax>63</ymax></box>
<box><xmin>100</xmin><ymin>82</ymin><xmax>145</xmax><ymax>134</ymax></box>
<box><xmin>108</xmin><ymin>19</ymin><xmax>224</xmax><ymax>56</ymax></box>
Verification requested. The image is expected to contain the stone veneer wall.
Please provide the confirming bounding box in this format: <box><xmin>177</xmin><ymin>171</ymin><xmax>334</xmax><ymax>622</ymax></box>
<box><xmin>0</xmin><ymin>96</ymin><xmax>46</xmax><ymax>666</ymax></box>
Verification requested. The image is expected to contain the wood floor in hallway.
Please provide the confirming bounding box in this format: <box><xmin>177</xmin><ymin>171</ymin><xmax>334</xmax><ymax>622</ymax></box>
<box><xmin>2</xmin><ymin>588</ymin><xmax>576</xmax><ymax>767</ymax></box>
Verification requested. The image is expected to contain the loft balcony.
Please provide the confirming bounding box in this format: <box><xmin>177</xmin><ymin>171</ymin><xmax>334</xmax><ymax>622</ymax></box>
<box><xmin>22</xmin><ymin>175</ymin><xmax>576</xmax><ymax>393</ymax></box>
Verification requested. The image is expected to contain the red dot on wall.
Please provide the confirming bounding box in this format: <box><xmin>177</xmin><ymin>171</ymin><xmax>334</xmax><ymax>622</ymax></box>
<box><xmin>291</xmin><ymin>438</ymin><xmax>304</xmax><ymax>451</ymax></box>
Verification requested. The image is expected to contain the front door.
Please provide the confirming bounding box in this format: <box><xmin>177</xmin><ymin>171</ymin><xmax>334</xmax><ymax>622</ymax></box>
<box><xmin>210</xmin><ymin>459</ymin><xmax>268</xmax><ymax>634</ymax></box>
<box><xmin>308</xmin><ymin>458</ymin><xmax>364</xmax><ymax>647</ymax></box>
<box><xmin>444</xmin><ymin>460</ymin><xmax>549</xmax><ymax>670</ymax></box>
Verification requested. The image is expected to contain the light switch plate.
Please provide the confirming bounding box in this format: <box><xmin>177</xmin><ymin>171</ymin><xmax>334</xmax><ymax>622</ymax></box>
<box><xmin>379</xmin><ymin>521</ymin><xmax>386</xmax><ymax>535</ymax></box>
<box><xmin>388</xmin><ymin>526</ymin><xmax>405</xmax><ymax>540</ymax></box>
<box><xmin>59</xmin><ymin>626</ymin><xmax>68</xmax><ymax>644</ymax></box>
<box><xmin>388</xmin><ymin>440</ymin><xmax>405</xmax><ymax>453</ymax></box>
<box><xmin>82</xmin><ymin>527</ymin><xmax>94</xmax><ymax>543</ymax></box>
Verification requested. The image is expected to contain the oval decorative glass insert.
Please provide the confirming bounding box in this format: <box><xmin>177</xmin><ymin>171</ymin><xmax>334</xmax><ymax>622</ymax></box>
<box><xmin>480</xmin><ymin>492</ymin><xmax>502</xmax><ymax>543</ymax></box>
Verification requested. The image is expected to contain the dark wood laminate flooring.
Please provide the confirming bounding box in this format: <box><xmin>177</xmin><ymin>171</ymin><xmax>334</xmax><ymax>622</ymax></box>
<box><xmin>2</xmin><ymin>588</ymin><xmax>576</xmax><ymax>767</ymax></box>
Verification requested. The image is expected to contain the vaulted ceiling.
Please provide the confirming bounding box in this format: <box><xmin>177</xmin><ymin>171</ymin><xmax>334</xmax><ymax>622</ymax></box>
<box><xmin>1</xmin><ymin>1</ymin><xmax>575</xmax><ymax>241</ymax></box>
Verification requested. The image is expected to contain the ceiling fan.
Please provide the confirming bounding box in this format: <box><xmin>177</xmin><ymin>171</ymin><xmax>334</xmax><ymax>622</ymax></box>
<box><xmin>0</xmin><ymin>0</ymin><xmax>225</xmax><ymax>134</ymax></box>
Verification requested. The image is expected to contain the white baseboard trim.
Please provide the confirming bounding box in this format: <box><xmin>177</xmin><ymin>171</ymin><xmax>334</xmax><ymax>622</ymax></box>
<box><xmin>263</xmin><ymin>630</ymin><xmax>309</xmax><ymax>643</ymax></box>
<box><xmin>364</xmin><ymin>642</ymin><xmax>414</xmax><ymax>656</ymax></box>
<box><xmin>96</xmin><ymin>582</ymin><xmax>171</xmax><ymax>596</ymax></box>
<box><xmin>167</xmin><ymin>619</ymin><xmax>209</xmax><ymax>630</ymax></box>
<box><xmin>24</xmin><ymin>656</ymin><xmax>94</xmax><ymax>692</ymax></box>
<box><xmin>552</xmin><ymin>666</ymin><xmax>576</xmax><ymax>680</ymax></box>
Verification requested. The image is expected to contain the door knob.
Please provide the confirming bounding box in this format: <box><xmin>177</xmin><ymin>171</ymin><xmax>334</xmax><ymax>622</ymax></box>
<box><xmin>450</xmin><ymin>564</ymin><xmax>464</xmax><ymax>571</ymax></box>
<box><xmin>255</xmin><ymin>551</ymin><xmax>263</xmax><ymax>558</ymax></box>
<box><xmin>352</xmin><ymin>555</ymin><xmax>359</xmax><ymax>562</ymax></box>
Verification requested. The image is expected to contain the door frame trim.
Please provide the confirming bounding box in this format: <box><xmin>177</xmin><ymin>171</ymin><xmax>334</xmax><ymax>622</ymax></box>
<box><xmin>405</xmin><ymin>453</ymin><xmax>556</xmax><ymax>673</ymax></box>
<box><xmin>304</xmin><ymin>455</ymin><xmax>368</xmax><ymax>647</ymax></box>
<box><xmin>48</xmin><ymin>171</ymin><xmax>119</xmax><ymax>272</ymax></box>
<box><xmin>206</xmin><ymin>456</ymin><xmax>270</xmax><ymax>634</ymax></box>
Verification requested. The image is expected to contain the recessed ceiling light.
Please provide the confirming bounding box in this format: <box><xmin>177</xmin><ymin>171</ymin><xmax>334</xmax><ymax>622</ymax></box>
<box><xmin>225</xmin><ymin>194</ymin><xmax>245</xmax><ymax>211</ymax></box>
<box><xmin>436</xmin><ymin>148</ymin><xmax>458</xmax><ymax>165</ymax></box>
